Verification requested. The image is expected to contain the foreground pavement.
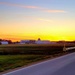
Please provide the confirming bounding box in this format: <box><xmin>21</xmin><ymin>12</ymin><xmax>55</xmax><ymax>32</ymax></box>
<box><xmin>3</xmin><ymin>52</ymin><xmax>75</xmax><ymax>75</ymax></box>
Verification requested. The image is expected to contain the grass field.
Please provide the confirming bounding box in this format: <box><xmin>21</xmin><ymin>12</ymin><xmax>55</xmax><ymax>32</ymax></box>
<box><xmin>0</xmin><ymin>53</ymin><xmax>69</xmax><ymax>72</ymax></box>
<box><xmin>0</xmin><ymin>43</ymin><xmax>74</xmax><ymax>55</ymax></box>
<box><xmin>0</xmin><ymin>44</ymin><xmax>74</xmax><ymax>72</ymax></box>
<box><xmin>0</xmin><ymin>55</ymin><xmax>47</xmax><ymax>72</ymax></box>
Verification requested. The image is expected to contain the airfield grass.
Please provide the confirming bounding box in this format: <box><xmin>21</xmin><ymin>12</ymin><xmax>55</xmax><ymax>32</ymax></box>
<box><xmin>0</xmin><ymin>44</ymin><xmax>74</xmax><ymax>72</ymax></box>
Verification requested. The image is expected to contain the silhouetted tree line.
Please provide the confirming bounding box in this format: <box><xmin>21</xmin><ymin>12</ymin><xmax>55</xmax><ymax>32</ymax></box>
<box><xmin>0</xmin><ymin>39</ymin><xmax>12</xmax><ymax>44</ymax></box>
<box><xmin>57</xmin><ymin>41</ymin><xmax>75</xmax><ymax>43</ymax></box>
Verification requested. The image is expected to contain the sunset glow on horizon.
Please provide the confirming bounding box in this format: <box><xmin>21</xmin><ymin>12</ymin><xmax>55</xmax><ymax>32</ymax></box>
<box><xmin>0</xmin><ymin>0</ymin><xmax>75</xmax><ymax>41</ymax></box>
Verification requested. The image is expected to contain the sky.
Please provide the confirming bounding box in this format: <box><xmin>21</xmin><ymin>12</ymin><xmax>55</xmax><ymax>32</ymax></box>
<box><xmin>0</xmin><ymin>0</ymin><xmax>75</xmax><ymax>41</ymax></box>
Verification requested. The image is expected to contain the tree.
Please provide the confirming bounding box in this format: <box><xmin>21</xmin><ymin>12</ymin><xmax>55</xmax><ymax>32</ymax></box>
<box><xmin>0</xmin><ymin>39</ymin><xmax>2</xmax><ymax>41</ymax></box>
<box><xmin>7</xmin><ymin>40</ymin><xmax>12</xmax><ymax>44</ymax></box>
<box><xmin>38</xmin><ymin>38</ymin><xmax>41</xmax><ymax>41</ymax></box>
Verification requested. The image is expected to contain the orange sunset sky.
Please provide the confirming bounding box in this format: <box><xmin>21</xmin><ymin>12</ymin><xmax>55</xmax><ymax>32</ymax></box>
<box><xmin>0</xmin><ymin>0</ymin><xmax>75</xmax><ymax>41</ymax></box>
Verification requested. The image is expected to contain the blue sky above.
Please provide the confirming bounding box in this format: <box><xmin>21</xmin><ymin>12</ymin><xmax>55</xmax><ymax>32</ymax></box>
<box><xmin>0</xmin><ymin>0</ymin><xmax>75</xmax><ymax>41</ymax></box>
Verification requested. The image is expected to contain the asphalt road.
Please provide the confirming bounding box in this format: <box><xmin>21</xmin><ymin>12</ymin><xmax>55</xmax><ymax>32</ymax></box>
<box><xmin>3</xmin><ymin>52</ymin><xmax>75</xmax><ymax>75</ymax></box>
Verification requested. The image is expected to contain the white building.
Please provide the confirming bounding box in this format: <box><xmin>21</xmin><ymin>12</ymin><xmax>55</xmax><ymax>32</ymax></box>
<box><xmin>20</xmin><ymin>40</ymin><xmax>36</xmax><ymax>44</ymax></box>
<box><xmin>20</xmin><ymin>40</ymin><xmax>30</xmax><ymax>44</ymax></box>
<box><xmin>20</xmin><ymin>39</ymin><xmax>56</xmax><ymax>44</ymax></box>
<box><xmin>0</xmin><ymin>41</ymin><xmax>8</xmax><ymax>45</ymax></box>
<box><xmin>35</xmin><ymin>40</ymin><xmax>51</xmax><ymax>44</ymax></box>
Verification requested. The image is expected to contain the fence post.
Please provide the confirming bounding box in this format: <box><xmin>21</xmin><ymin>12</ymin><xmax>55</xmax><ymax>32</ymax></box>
<box><xmin>63</xmin><ymin>43</ymin><xmax>66</xmax><ymax>51</ymax></box>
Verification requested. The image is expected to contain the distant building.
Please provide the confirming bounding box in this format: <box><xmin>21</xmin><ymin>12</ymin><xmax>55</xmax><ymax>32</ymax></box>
<box><xmin>35</xmin><ymin>38</ymin><xmax>51</xmax><ymax>44</ymax></box>
<box><xmin>20</xmin><ymin>40</ymin><xmax>35</xmax><ymax>44</ymax></box>
<box><xmin>35</xmin><ymin>40</ymin><xmax>51</xmax><ymax>44</ymax></box>
<box><xmin>20</xmin><ymin>39</ymin><xmax>56</xmax><ymax>44</ymax></box>
<box><xmin>0</xmin><ymin>41</ymin><xmax>8</xmax><ymax>45</ymax></box>
<box><xmin>20</xmin><ymin>40</ymin><xmax>29</xmax><ymax>44</ymax></box>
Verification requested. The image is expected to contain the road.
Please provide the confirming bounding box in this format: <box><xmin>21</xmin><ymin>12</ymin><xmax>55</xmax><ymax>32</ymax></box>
<box><xmin>3</xmin><ymin>52</ymin><xmax>75</xmax><ymax>75</ymax></box>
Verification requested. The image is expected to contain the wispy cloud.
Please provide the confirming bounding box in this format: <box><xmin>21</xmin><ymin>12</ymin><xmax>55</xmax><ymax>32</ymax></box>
<box><xmin>0</xmin><ymin>2</ymin><xmax>66</xmax><ymax>13</ymax></box>
<box><xmin>16</xmin><ymin>15</ymin><xmax>53</xmax><ymax>22</ymax></box>
<box><xmin>0</xmin><ymin>2</ymin><xmax>39</xmax><ymax>9</ymax></box>
<box><xmin>43</xmin><ymin>9</ymin><xmax>66</xmax><ymax>13</ymax></box>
